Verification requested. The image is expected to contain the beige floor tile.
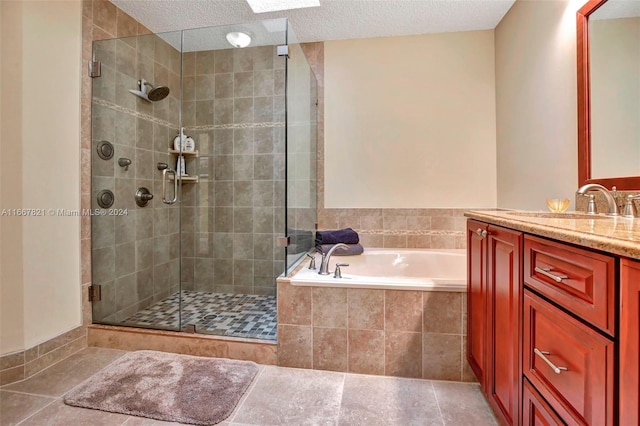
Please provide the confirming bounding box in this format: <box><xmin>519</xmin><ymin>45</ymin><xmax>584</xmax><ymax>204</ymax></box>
<box><xmin>122</xmin><ymin>415</ymin><xmax>192</xmax><ymax>425</ymax></box>
<box><xmin>338</xmin><ymin>375</ymin><xmax>443</xmax><ymax>426</ymax></box>
<box><xmin>231</xmin><ymin>365</ymin><xmax>345</xmax><ymax>425</ymax></box>
<box><xmin>432</xmin><ymin>381</ymin><xmax>498</xmax><ymax>425</ymax></box>
<box><xmin>0</xmin><ymin>390</ymin><xmax>56</xmax><ymax>425</ymax></box>
<box><xmin>2</xmin><ymin>347</ymin><xmax>127</xmax><ymax>397</ymax></box>
<box><xmin>18</xmin><ymin>399</ymin><xmax>130</xmax><ymax>426</ymax></box>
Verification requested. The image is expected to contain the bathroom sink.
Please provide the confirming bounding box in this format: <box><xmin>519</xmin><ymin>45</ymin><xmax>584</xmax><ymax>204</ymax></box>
<box><xmin>506</xmin><ymin>211</ymin><xmax>610</xmax><ymax>219</ymax></box>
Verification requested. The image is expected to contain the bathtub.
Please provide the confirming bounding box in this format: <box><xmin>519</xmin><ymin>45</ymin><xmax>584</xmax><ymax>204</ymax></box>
<box><xmin>289</xmin><ymin>248</ymin><xmax>467</xmax><ymax>292</ymax></box>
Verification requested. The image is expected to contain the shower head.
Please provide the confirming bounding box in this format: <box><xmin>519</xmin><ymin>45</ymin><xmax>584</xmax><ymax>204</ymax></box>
<box><xmin>129</xmin><ymin>79</ymin><xmax>170</xmax><ymax>102</ymax></box>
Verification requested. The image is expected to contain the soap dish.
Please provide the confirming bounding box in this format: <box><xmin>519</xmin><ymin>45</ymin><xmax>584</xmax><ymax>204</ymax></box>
<box><xmin>546</xmin><ymin>198</ymin><xmax>570</xmax><ymax>213</ymax></box>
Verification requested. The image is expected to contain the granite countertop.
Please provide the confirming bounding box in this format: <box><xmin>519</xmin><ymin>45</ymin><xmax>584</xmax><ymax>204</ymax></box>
<box><xmin>464</xmin><ymin>210</ymin><xmax>640</xmax><ymax>260</ymax></box>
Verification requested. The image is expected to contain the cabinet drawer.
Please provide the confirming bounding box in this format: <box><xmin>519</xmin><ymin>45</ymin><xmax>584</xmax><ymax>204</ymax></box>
<box><xmin>524</xmin><ymin>292</ymin><xmax>614</xmax><ymax>425</ymax></box>
<box><xmin>523</xmin><ymin>378</ymin><xmax>565</xmax><ymax>426</ymax></box>
<box><xmin>524</xmin><ymin>235</ymin><xmax>615</xmax><ymax>335</ymax></box>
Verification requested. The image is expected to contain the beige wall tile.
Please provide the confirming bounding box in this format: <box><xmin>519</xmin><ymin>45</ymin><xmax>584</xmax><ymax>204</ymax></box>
<box><xmin>116</xmin><ymin>8</ymin><xmax>137</xmax><ymax>38</ymax></box>
<box><xmin>277</xmin><ymin>281</ymin><xmax>311</xmax><ymax>326</ymax></box>
<box><xmin>384</xmin><ymin>331</ymin><xmax>422</xmax><ymax>378</ymax></box>
<box><xmin>0</xmin><ymin>352</ymin><xmax>24</xmax><ymax>370</ymax></box>
<box><xmin>385</xmin><ymin>290</ymin><xmax>422</xmax><ymax>332</ymax></box>
<box><xmin>348</xmin><ymin>329</ymin><xmax>384</xmax><ymax>375</ymax></box>
<box><xmin>313</xmin><ymin>327</ymin><xmax>347</xmax><ymax>372</ymax></box>
<box><xmin>462</xmin><ymin>339</ymin><xmax>478</xmax><ymax>383</ymax></box>
<box><xmin>312</xmin><ymin>288</ymin><xmax>347</xmax><ymax>328</ymax></box>
<box><xmin>423</xmin><ymin>292</ymin><xmax>462</xmax><ymax>334</ymax></box>
<box><xmin>277</xmin><ymin>325</ymin><xmax>312</xmax><ymax>369</ymax></box>
<box><xmin>347</xmin><ymin>289</ymin><xmax>384</xmax><ymax>330</ymax></box>
<box><xmin>92</xmin><ymin>0</ymin><xmax>117</xmax><ymax>36</ymax></box>
<box><xmin>422</xmin><ymin>333</ymin><xmax>462</xmax><ymax>381</ymax></box>
<box><xmin>0</xmin><ymin>366</ymin><xmax>25</xmax><ymax>386</ymax></box>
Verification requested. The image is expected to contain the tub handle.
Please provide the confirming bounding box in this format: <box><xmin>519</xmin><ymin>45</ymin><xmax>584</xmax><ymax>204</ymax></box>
<box><xmin>334</xmin><ymin>263</ymin><xmax>349</xmax><ymax>279</ymax></box>
<box><xmin>305</xmin><ymin>253</ymin><xmax>316</xmax><ymax>269</ymax></box>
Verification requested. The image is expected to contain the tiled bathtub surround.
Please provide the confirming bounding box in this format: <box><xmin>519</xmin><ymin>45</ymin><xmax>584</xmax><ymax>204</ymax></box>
<box><xmin>319</xmin><ymin>208</ymin><xmax>468</xmax><ymax>249</ymax></box>
<box><xmin>276</xmin><ymin>279</ymin><xmax>475</xmax><ymax>381</ymax></box>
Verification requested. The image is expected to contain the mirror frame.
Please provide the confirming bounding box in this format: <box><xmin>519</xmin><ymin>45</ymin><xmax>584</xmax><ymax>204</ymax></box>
<box><xmin>577</xmin><ymin>0</ymin><xmax>640</xmax><ymax>190</ymax></box>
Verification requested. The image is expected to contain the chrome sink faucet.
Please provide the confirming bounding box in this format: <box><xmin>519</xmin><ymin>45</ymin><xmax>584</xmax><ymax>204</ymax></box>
<box><xmin>318</xmin><ymin>243</ymin><xmax>349</xmax><ymax>275</ymax></box>
<box><xmin>576</xmin><ymin>183</ymin><xmax>618</xmax><ymax>216</ymax></box>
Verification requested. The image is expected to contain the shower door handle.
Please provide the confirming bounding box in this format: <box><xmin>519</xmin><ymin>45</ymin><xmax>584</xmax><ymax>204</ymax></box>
<box><xmin>162</xmin><ymin>168</ymin><xmax>178</xmax><ymax>205</ymax></box>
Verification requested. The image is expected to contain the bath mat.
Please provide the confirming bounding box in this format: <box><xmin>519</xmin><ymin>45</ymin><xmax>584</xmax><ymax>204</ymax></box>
<box><xmin>63</xmin><ymin>350</ymin><xmax>258</xmax><ymax>425</ymax></box>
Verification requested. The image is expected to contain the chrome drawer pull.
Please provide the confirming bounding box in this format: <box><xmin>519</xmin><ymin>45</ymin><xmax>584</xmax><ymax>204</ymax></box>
<box><xmin>534</xmin><ymin>348</ymin><xmax>568</xmax><ymax>374</ymax></box>
<box><xmin>534</xmin><ymin>266</ymin><xmax>568</xmax><ymax>283</ymax></box>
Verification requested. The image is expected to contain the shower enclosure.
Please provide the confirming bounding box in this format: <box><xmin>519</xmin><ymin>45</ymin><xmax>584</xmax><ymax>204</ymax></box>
<box><xmin>90</xmin><ymin>19</ymin><xmax>317</xmax><ymax>341</ymax></box>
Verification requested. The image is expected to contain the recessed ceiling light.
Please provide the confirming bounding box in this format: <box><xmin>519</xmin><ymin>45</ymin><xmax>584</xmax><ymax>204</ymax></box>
<box><xmin>226</xmin><ymin>32</ymin><xmax>252</xmax><ymax>48</ymax></box>
<box><xmin>246</xmin><ymin>0</ymin><xmax>320</xmax><ymax>14</ymax></box>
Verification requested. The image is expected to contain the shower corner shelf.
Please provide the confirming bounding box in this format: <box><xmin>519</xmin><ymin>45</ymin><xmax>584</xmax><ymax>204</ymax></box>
<box><xmin>169</xmin><ymin>175</ymin><xmax>198</xmax><ymax>183</ymax></box>
<box><xmin>168</xmin><ymin>149</ymin><xmax>199</xmax><ymax>157</ymax></box>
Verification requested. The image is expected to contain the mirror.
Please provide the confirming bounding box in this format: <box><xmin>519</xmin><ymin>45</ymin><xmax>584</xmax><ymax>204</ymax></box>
<box><xmin>577</xmin><ymin>0</ymin><xmax>640</xmax><ymax>190</ymax></box>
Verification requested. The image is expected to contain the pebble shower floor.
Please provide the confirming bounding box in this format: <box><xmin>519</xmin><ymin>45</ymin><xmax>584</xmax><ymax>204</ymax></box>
<box><xmin>124</xmin><ymin>290</ymin><xmax>277</xmax><ymax>340</ymax></box>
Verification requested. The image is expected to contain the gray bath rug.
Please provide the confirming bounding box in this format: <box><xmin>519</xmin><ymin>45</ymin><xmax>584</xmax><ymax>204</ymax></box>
<box><xmin>63</xmin><ymin>350</ymin><xmax>258</xmax><ymax>425</ymax></box>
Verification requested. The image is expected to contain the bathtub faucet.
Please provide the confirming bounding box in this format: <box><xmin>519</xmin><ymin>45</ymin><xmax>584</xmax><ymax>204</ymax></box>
<box><xmin>318</xmin><ymin>243</ymin><xmax>349</xmax><ymax>275</ymax></box>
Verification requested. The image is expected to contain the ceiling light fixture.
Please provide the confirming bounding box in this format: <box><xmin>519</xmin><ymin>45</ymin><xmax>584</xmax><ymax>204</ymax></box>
<box><xmin>226</xmin><ymin>31</ymin><xmax>252</xmax><ymax>48</ymax></box>
<box><xmin>246</xmin><ymin>0</ymin><xmax>320</xmax><ymax>13</ymax></box>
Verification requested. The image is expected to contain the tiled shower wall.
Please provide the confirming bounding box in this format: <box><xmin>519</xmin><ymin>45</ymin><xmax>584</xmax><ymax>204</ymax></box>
<box><xmin>301</xmin><ymin>42</ymin><xmax>468</xmax><ymax>249</ymax></box>
<box><xmin>90</xmin><ymin>31</ymin><xmax>181</xmax><ymax>322</ymax></box>
<box><xmin>179</xmin><ymin>46</ymin><xmax>287</xmax><ymax>296</ymax></box>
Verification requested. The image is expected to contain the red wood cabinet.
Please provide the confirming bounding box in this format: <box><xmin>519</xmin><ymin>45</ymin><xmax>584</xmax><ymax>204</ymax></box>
<box><xmin>620</xmin><ymin>258</ymin><xmax>640</xmax><ymax>425</ymax></box>
<box><xmin>486</xmin><ymin>225</ymin><xmax>522</xmax><ymax>426</ymax></box>
<box><xmin>467</xmin><ymin>220</ymin><xmax>488</xmax><ymax>384</ymax></box>
<box><xmin>523</xmin><ymin>378</ymin><xmax>564</xmax><ymax>426</ymax></box>
<box><xmin>466</xmin><ymin>220</ymin><xmax>522</xmax><ymax>425</ymax></box>
<box><xmin>524</xmin><ymin>291</ymin><xmax>614</xmax><ymax>425</ymax></box>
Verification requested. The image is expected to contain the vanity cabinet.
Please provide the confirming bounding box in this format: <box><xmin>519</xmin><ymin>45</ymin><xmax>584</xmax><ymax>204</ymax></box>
<box><xmin>467</xmin><ymin>221</ymin><xmax>522</xmax><ymax>425</ymax></box>
<box><xmin>467</xmin><ymin>217</ymin><xmax>628</xmax><ymax>426</ymax></box>
<box><xmin>620</xmin><ymin>258</ymin><xmax>640</xmax><ymax>425</ymax></box>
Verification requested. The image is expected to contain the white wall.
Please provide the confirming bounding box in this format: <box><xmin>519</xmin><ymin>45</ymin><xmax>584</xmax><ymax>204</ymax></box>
<box><xmin>0</xmin><ymin>0</ymin><xmax>82</xmax><ymax>355</ymax></box>
<box><xmin>495</xmin><ymin>0</ymin><xmax>585</xmax><ymax>210</ymax></box>
<box><xmin>324</xmin><ymin>31</ymin><xmax>497</xmax><ymax>209</ymax></box>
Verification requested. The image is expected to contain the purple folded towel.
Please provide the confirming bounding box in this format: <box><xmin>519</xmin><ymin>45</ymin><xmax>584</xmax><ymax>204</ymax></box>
<box><xmin>316</xmin><ymin>244</ymin><xmax>364</xmax><ymax>256</ymax></box>
<box><xmin>315</xmin><ymin>228</ymin><xmax>359</xmax><ymax>245</ymax></box>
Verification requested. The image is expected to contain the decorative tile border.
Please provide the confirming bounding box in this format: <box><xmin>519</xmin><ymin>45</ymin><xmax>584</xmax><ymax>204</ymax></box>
<box><xmin>92</xmin><ymin>97</ymin><xmax>176</xmax><ymax>128</ymax></box>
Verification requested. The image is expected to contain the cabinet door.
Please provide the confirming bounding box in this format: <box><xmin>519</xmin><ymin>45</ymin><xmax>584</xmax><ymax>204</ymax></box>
<box><xmin>523</xmin><ymin>378</ymin><xmax>565</xmax><ymax>426</ymax></box>
<box><xmin>467</xmin><ymin>220</ymin><xmax>487</xmax><ymax>384</ymax></box>
<box><xmin>486</xmin><ymin>225</ymin><xmax>522</xmax><ymax>426</ymax></box>
<box><xmin>620</xmin><ymin>258</ymin><xmax>640</xmax><ymax>425</ymax></box>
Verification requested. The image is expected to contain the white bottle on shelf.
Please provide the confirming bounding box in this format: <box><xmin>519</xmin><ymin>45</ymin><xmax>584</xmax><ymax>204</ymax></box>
<box><xmin>176</xmin><ymin>155</ymin><xmax>186</xmax><ymax>176</ymax></box>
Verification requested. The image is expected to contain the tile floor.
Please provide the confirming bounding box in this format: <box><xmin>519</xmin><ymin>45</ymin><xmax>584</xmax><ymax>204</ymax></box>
<box><xmin>0</xmin><ymin>347</ymin><xmax>498</xmax><ymax>425</ymax></box>
<box><xmin>123</xmin><ymin>291</ymin><xmax>277</xmax><ymax>341</ymax></box>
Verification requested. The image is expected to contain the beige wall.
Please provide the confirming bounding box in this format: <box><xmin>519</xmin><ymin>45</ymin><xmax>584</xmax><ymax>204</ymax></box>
<box><xmin>495</xmin><ymin>0</ymin><xmax>584</xmax><ymax>210</ymax></box>
<box><xmin>0</xmin><ymin>0</ymin><xmax>82</xmax><ymax>355</ymax></box>
<box><xmin>0</xmin><ymin>0</ymin><xmax>26</xmax><ymax>355</ymax></box>
<box><xmin>324</xmin><ymin>31</ymin><xmax>497</xmax><ymax>209</ymax></box>
<box><xmin>590</xmin><ymin>17</ymin><xmax>640</xmax><ymax>178</ymax></box>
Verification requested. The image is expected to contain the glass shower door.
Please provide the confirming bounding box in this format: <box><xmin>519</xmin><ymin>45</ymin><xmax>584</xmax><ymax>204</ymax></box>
<box><xmin>177</xmin><ymin>21</ymin><xmax>288</xmax><ymax>340</ymax></box>
<box><xmin>285</xmin><ymin>23</ymin><xmax>318</xmax><ymax>272</ymax></box>
<box><xmin>90</xmin><ymin>31</ymin><xmax>183</xmax><ymax>330</ymax></box>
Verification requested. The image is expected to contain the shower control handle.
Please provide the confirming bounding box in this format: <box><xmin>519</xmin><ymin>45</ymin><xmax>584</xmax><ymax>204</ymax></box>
<box><xmin>162</xmin><ymin>168</ymin><xmax>178</xmax><ymax>205</ymax></box>
<box><xmin>135</xmin><ymin>187</ymin><xmax>153</xmax><ymax>207</ymax></box>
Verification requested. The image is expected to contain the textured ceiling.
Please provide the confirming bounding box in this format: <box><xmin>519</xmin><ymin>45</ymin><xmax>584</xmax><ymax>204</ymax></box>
<box><xmin>111</xmin><ymin>0</ymin><xmax>516</xmax><ymax>51</ymax></box>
